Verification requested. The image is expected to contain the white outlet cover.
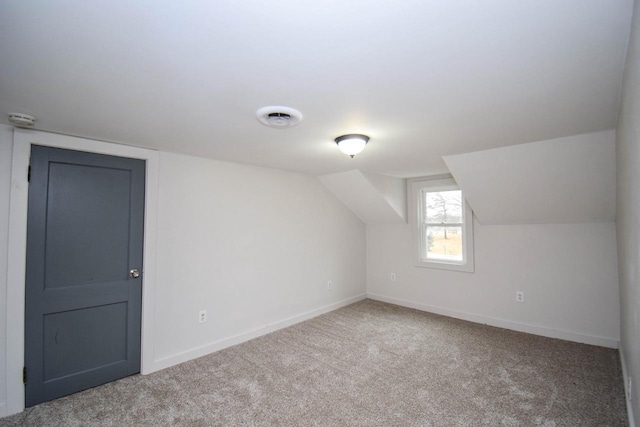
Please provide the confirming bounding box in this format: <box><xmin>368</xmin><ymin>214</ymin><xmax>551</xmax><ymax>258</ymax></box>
<box><xmin>198</xmin><ymin>310</ymin><xmax>207</xmax><ymax>323</ymax></box>
<box><xmin>327</xmin><ymin>280</ymin><xmax>333</xmax><ymax>289</ymax></box>
<box><xmin>391</xmin><ymin>273</ymin><xmax>396</xmax><ymax>281</ymax></box>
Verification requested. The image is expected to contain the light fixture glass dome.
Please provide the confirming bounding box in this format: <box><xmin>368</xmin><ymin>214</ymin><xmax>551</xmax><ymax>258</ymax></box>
<box><xmin>335</xmin><ymin>134</ymin><xmax>369</xmax><ymax>158</ymax></box>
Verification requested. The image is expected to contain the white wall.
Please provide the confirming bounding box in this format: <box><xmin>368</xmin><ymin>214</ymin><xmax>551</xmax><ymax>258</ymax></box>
<box><xmin>616</xmin><ymin>0</ymin><xmax>640</xmax><ymax>424</ymax></box>
<box><xmin>367</xmin><ymin>219</ymin><xmax>620</xmax><ymax>347</ymax></box>
<box><xmin>152</xmin><ymin>152</ymin><xmax>367</xmax><ymax>367</ymax></box>
<box><xmin>444</xmin><ymin>130</ymin><xmax>616</xmax><ymax>225</ymax></box>
<box><xmin>0</xmin><ymin>125</ymin><xmax>14</xmax><ymax>417</ymax></box>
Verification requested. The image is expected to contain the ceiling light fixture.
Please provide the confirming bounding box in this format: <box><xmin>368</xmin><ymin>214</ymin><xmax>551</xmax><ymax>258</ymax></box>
<box><xmin>335</xmin><ymin>134</ymin><xmax>369</xmax><ymax>158</ymax></box>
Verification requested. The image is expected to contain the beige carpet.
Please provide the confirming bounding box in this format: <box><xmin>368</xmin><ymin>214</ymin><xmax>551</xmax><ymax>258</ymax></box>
<box><xmin>0</xmin><ymin>299</ymin><xmax>628</xmax><ymax>426</ymax></box>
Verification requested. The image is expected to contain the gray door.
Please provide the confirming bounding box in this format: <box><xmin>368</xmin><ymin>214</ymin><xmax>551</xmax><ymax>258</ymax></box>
<box><xmin>24</xmin><ymin>145</ymin><xmax>145</xmax><ymax>407</ymax></box>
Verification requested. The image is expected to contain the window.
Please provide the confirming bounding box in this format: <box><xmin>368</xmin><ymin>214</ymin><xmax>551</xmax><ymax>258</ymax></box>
<box><xmin>422</xmin><ymin>189</ymin><xmax>464</xmax><ymax>262</ymax></box>
<box><xmin>410</xmin><ymin>176</ymin><xmax>474</xmax><ymax>272</ymax></box>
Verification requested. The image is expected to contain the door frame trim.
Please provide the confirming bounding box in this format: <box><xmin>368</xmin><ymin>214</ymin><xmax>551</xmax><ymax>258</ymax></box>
<box><xmin>6</xmin><ymin>129</ymin><xmax>159</xmax><ymax>415</ymax></box>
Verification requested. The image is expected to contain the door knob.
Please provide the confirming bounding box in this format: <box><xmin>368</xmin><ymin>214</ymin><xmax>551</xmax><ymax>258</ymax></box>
<box><xmin>129</xmin><ymin>269</ymin><xmax>140</xmax><ymax>279</ymax></box>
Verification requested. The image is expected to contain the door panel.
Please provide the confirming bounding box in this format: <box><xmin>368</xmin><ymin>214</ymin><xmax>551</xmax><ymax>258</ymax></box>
<box><xmin>43</xmin><ymin>303</ymin><xmax>128</xmax><ymax>381</ymax></box>
<box><xmin>45</xmin><ymin>162</ymin><xmax>132</xmax><ymax>288</ymax></box>
<box><xmin>25</xmin><ymin>145</ymin><xmax>145</xmax><ymax>407</ymax></box>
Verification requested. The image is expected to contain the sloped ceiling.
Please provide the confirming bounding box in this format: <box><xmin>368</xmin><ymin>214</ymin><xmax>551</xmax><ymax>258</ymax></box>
<box><xmin>0</xmin><ymin>1</ymin><xmax>633</xmax><ymax>177</ymax></box>
<box><xmin>443</xmin><ymin>130</ymin><xmax>616</xmax><ymax>225</ymax></box>
<box><xmin>318</xmin><ymin>171</ymin><xmax>406</xmax><ymax>224</ymax></box>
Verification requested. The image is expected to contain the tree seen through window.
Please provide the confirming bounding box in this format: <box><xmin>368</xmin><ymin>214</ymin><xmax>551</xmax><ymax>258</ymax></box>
<box><xmin>424</xmin><ymin>190</ymin><xmax>463</xmax><ymax>261</ymax></box>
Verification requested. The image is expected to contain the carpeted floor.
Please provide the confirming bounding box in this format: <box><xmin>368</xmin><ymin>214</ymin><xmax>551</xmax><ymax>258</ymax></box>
<box><xmin>0</xmin><ymin>299</ymin><xmax>628</xmax><ymax>426</ymax></box>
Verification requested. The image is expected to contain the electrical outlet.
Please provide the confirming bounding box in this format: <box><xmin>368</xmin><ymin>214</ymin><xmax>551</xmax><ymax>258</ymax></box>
<box><xmin>390</xmin><ymin>273</ymin><xmax>396</xmax><ymax>281</ymax></box>
<box><xmin>516</xmin><ymin>291</ymin><xmax>525</xmax><ymax>303</ymax></box>
<box><xmin>327</xmin><ymin>280</ymin><xmax>333</xmax><ymax>290</ymax></box>
<box><xmin>198</xmin><ymin>309</ymin><xmax>207</xmax><ymax>324</ymax></box>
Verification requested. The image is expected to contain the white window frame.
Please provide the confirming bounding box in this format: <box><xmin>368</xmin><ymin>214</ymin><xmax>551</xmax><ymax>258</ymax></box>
<box><xmin>409</xmin><ymin>175</ymin><xmax>474</xmax><ymax>272</ymax></box>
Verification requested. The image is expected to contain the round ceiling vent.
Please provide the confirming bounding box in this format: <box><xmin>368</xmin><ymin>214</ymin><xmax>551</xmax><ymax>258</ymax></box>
<box><xmin>8</xmin><ymin>112</ymin><xmax>35</xmax><ymax>127</ymax></box>
<box><xmin>256</xmin><ymin>106</ymin><xmax>302</xmax><ymax>128</ymax></box>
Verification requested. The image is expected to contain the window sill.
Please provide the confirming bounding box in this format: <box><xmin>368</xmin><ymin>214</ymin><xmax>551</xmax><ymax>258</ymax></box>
<box><xmin>414</xmin><ymin>258</ymin><xmax>475</xmax><ymax>272</ymax></box>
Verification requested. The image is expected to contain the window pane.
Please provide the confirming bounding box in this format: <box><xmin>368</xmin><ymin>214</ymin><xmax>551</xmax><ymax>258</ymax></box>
<box><xmin>425</xmin><ymin>190</ymin><xmax>463</xmax><ymax>224</ymax></box>
<box><xmin>425</xmin><ymin>226</ymin><xmax>463</xmax><ymax>261</ymax></box>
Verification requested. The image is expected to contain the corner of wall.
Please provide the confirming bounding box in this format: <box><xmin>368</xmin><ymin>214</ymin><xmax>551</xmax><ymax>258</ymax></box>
<box><xmin>615</xmin><ymin>0</ymin><xmax>640</xmax><ymax>425</ymax></box>
<box><xmin>318</xmin><ymin>170</ymin><xmax>406</xmax><ymax>224</ymax></box>
<box><xmin>360</xmin><ymin>171</ymin><xmax>407</xmax><ymax>222</ymax></box>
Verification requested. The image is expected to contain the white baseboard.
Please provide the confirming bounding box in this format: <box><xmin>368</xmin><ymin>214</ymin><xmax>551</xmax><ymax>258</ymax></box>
<box><xmin>367</xmin><ymin>293</ymin><xmax>619</xmax><ymax>349</ymax></box>
<box><xmin>620</xmin><ymin>347</ymin><xmax>637</xmax><ymax>427</ymax></box>
<box><xmin>148</xmin><ymin>294</ymin><xmax>367</xmax><ymax>373</ymax></box>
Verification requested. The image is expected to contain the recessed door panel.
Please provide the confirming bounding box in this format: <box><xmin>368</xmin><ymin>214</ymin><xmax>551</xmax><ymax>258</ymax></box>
<box><xmin>45</xmin><ymin>163</ymin><xmax>132</xmax><ymax>288</ymax></box>
<box><xmin>43</xmin><ymin>303</ymin><xmax>128</xmax><ymax>381</ymax></box>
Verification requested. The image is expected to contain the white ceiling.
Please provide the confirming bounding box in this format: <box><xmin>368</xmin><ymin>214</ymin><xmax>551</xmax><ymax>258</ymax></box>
<box><xmin>0</xmin><ymin>0</ymin><xmax>633</xmax><ymax>177</ymax></box>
